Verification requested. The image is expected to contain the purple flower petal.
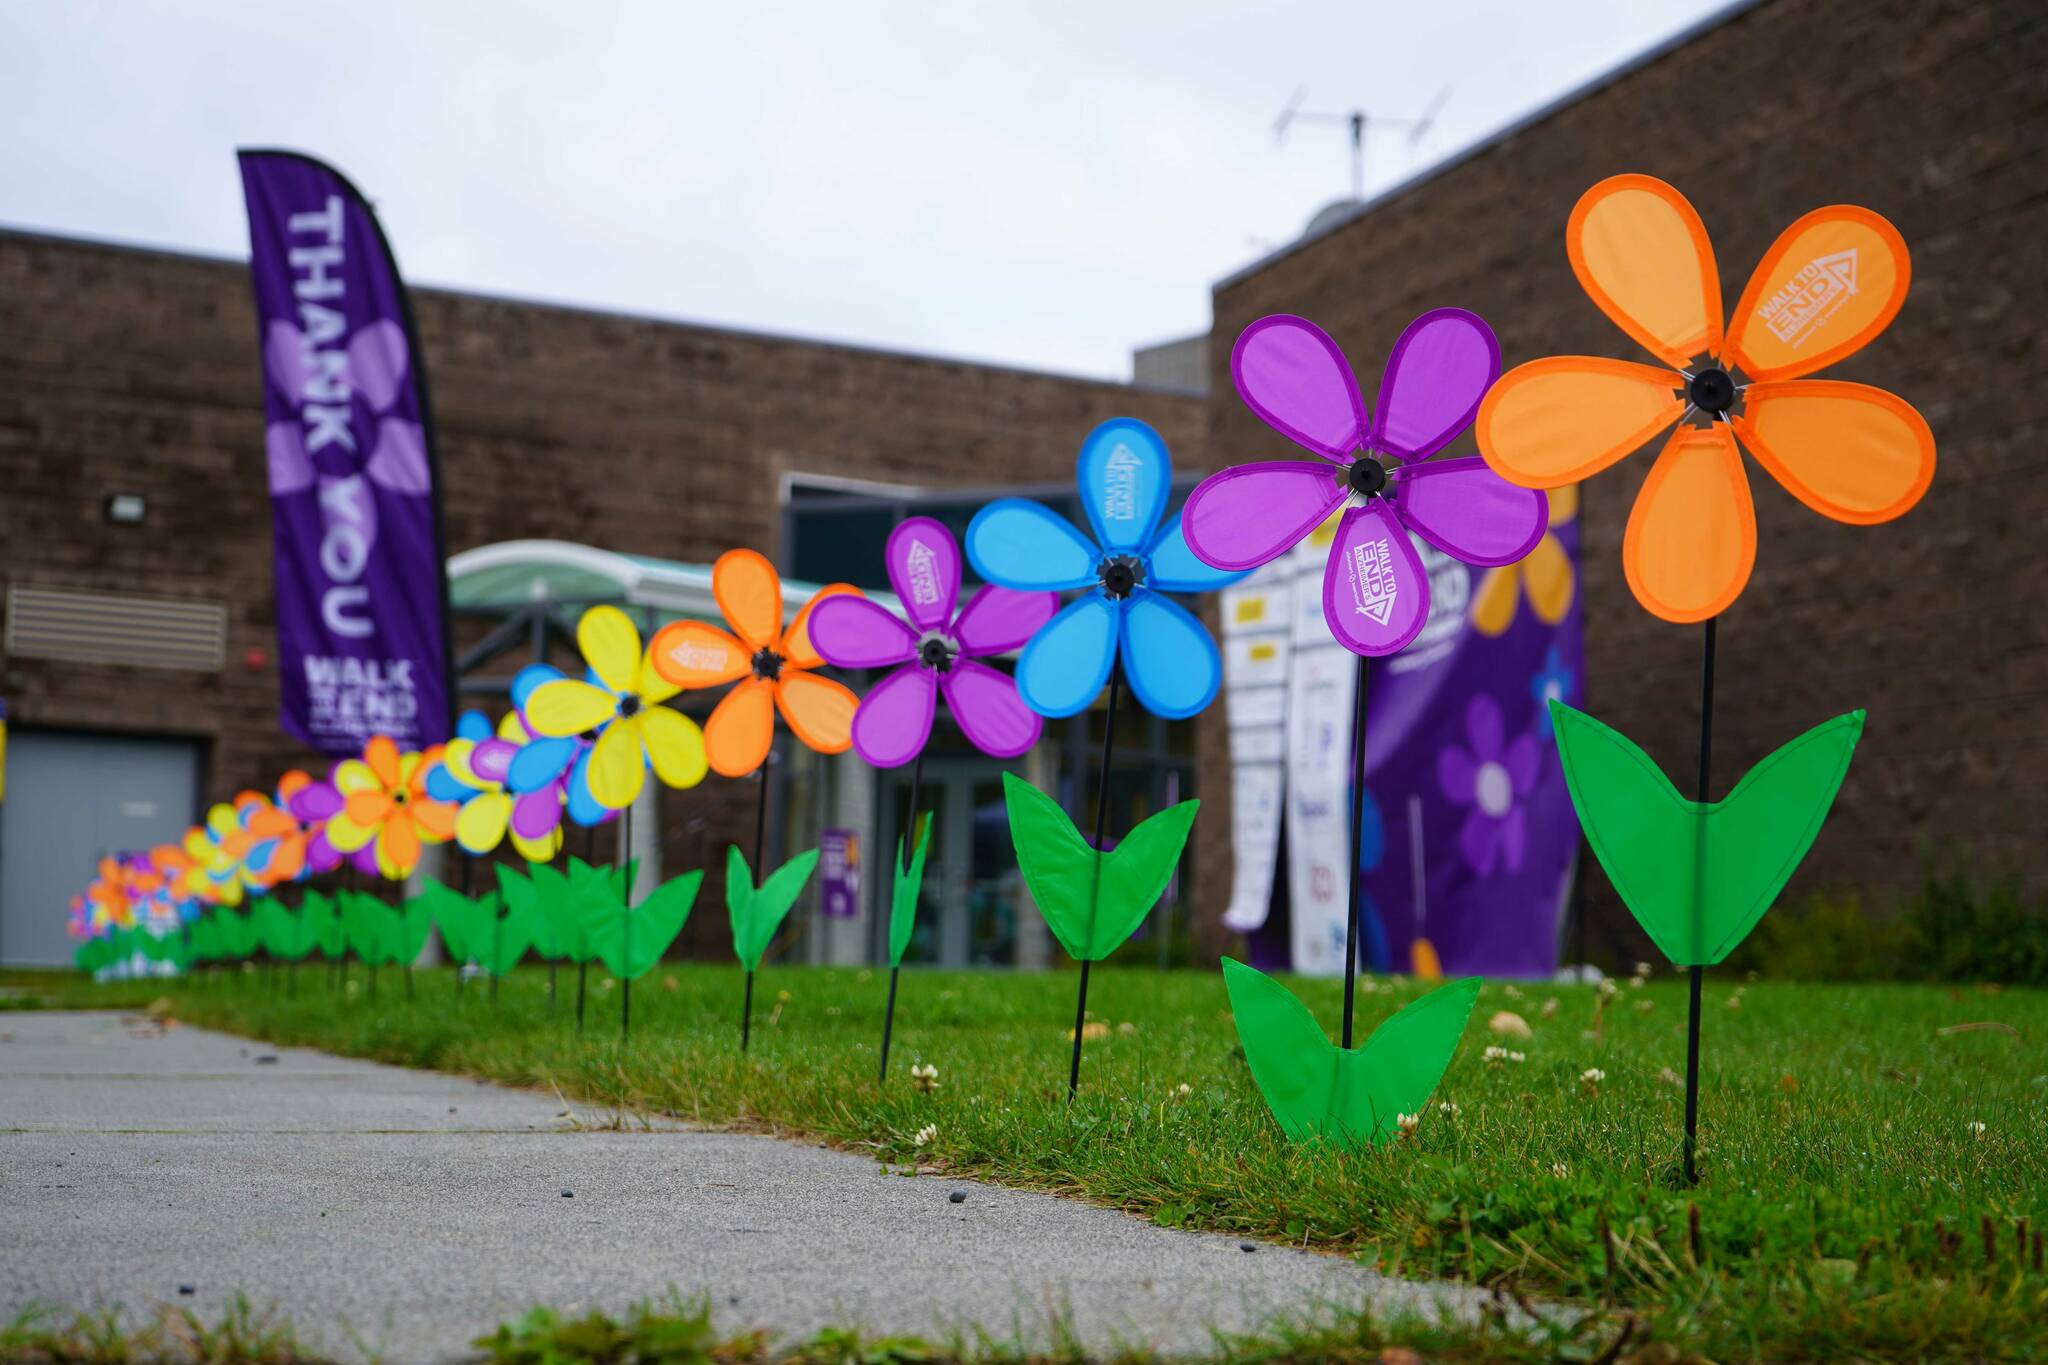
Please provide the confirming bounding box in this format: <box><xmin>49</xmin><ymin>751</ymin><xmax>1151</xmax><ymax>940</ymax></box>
<box><xmin>939</xmin><ymin>658</ymin><xmax>1042</xmax><ymax>758</ymax></box>
<box><xmin>365</xmin><ymin>418</ymin><xmax>431</xmax><ymax>495</ymax></box>
<box><xmin>470</xmin><ymin>739</ymin><xmax>519</xmax><ymax>785</ymax></box>
<box><xmin>1498</xmin><ymin>806</ymin><xmax>1527</xmax><ymax>873</ymax></box>
<box><xmin>952</xmin><ymin>586</ymin><xmax>1057</xmax><ymax>657</ymax></box>
<box><xmin>850</xmin><ymin>664</ymin><xmax>938</xmax><ymax>768</ymax></box>
<box><xmin>1321</xmin><ymin>502</ymin><xmax>1430</xmax><ymax>657</ymax></box>
<box><xmin>1182</xmin><ymin>461</ymin><xmax>1348</xmax><ymax>573</ymax></box>
<box><xmin>1436</xmin><ymin>744</ymin><xmax>1477</xmax><ymax>806</ymax></box>
<box><xmin>1460</xmin><ymin>809</ymin><xmax>1501</xmax><ymax>876</ymax></box>
<box><xmin>290</xmin><ymin>780</ymin><xmax>344</xmax><ymax>822</ymax></box>
<box><xmin>1504</xmin><ymin>733</ymin><xmax>1541</xmax><ymax>795</ymax></box>
<box><xmin>1394</xmin><ymin>456</ymin><xmax>1549</xmax><ymax>567</ymax></box>
<box><xmin>267</xmin><ymin>423</ymin><xmax>313</xmax><ymax>495</ymax></box>
<box><xmin>264</xmin><ymin>320</ymin><xmax>306</xmax><ymax>402</ymax></box>
<box><xmin>808</xmin><ymin>595</ymin><xmax>918</xmax><ymax>669</ymax></box>
<box><xmin>347</xmin><ymin>319</ymin><xmax>410</xmax><ymax>413</ymax></box>
<box><xmin>511</xmin><ymin>787</ymin><xmax>562</xmax><ymax>840</ymax></box>
<box><xmin>1371</xmin><ymin>308</ymin><xmax>1500</xmax><ymax>460</ymax></box>
<box><xmin>1231</xmin><ymin>315</ymin><xmax>1369</xmax><ymax>461</ymax></box>
<box><xmin>887</xmin><ymin>516</ymin><xmax>960</xmax><ymax>632</ymax></box>
<box><xmin>1466</xmin><ymin>694</ymin><xmax>1504</xmax><ymax>762</ymax></box>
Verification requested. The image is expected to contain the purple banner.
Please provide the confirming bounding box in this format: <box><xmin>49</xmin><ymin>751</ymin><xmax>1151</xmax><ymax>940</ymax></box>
<box><xmin>237</xmin><ymin>150</ymin><xmax>451</xmax><ymax>755</ymax></box>
<box><xmin>818</xmin><ymin>828</ymin><xmax>861</xmax><ymax>919</ymax></box>
<box><xmin>1355</xmin><ymin>496</ymin><xmax>1584</xmax><ymax>978</ymax></box>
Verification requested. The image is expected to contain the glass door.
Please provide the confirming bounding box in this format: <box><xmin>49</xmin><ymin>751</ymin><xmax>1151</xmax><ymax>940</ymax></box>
<box><xmin>876</xmin><ymin>761</ymin><xmax>1023</xmax><ymax>967</ymax></box>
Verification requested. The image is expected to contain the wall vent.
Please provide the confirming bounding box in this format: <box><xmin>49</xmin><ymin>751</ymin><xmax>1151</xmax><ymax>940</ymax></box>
<box><xmin>3</xmin><ymin>586</ymin><xmax>228</xmax><ymax>671</ymax></box>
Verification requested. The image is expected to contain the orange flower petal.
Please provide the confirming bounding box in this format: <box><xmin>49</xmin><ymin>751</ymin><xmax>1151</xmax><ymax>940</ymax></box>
<box><xmin>364</xmin><ymin>734</ymin><xmax>401</xmax><ymax>790</ymax></box>
<box><xmin>1725</xmin><ymin>205</ymin><xmax>1910</xmax><ymax>381</ymax></box>
<box><xmin>705</xmin><ymin>677</ymin><xmax>776</xmax><ymax>778</ymax></box>
<box><xmin>1468</xmin><ymin>565</ymin><xmax>1519</xmax><ymax>638</ymax></box>
<box><xmin>1623</xmin><ymin>424</ymin><xmax>1756</xmax><ymax>624</ymax></box>
<box><xmin>1477</xmin><ymin>357</ymin><xmax>1682</xmax><ymax>489</ymax></box>
<box><xmin>1733</xmin><ymin>380</ymin><xmax>1934</xmax><ymax>525</ymax></box>
<box><xmin>774</xmin><ymin>670</ymin><xmax>857</xmax><ymax>755</ymax></box>
<box><xmin>378</xmin><ymin>812</ymin><xmax>421</xmax><ymax>880</ymax></box>
<box><xmin>1567</xmin><ymin>174</ymin><xmax>1723</xmax><ymax>368</ymax></box>
<box><xmin>647</xmin><ymin>620</ymin><xmax>749</xmax><ymax>690</ymax></box>
<box><xmin>713</xmin><ymin>548</ymin><xmax>784</xmax><ymax>650</ymax></box>
<box><xmin>412</xmin><ymin>797</ymin><xmax>458</xmax><ymax>843</ymax></box>
<box><xmin>1523</xmin><ymin>532</ymin><xmax>1576</xmax><ymax>626</ymax></box>
<box><xmin>344</xmin><ymin>790</ymin><xmax>393</xmax><ymax>829</ymax></box>
<box><xmin>783</xmin><ymin>584</ymin><xmax>862</xmax><ymax>669</ymax></box>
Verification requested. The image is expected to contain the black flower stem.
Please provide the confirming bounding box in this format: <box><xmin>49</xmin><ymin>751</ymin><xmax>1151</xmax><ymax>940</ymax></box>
<box><xmin>1069</xmin><ymin>663</ymin><xmax>1122</xmax><ymax>1098</ymax></box>
<box><xmin>878</xmin><ymin>750</ymin><xmax>924</xmax><ymax>1083</ymax></box>
<box><xmin>1342</xmin><ymin>653</ymin><xmax>1370</xmax><ymax>1049</ymax></box>
<box><xmin>1683</xmin><ymin>616</ymin><xmax>1717</xmax><ymax>1186</ymax></box>
<box><xmin>742</xmin><ymin>763</ymin><xmax>769</xmax><ymax>1052</ymax></box>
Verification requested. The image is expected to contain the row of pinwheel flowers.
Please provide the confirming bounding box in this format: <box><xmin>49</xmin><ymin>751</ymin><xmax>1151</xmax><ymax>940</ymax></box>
<box><xmin>72</xmin><ymin>173</ymin><xmax>1932</xmax><ymax>968</ymax></box>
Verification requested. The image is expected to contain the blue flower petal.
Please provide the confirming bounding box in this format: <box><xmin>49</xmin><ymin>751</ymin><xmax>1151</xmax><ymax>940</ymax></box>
<box><xmin>1119</xmin><ymin>589</ymin><xmax>1222</xmax><ymax>719</ymax></box>
<box><xmin>456</xmin><ymin>709</ymin><xmax>493</xmax><ymax>742</ymax></box>
<box><xmin>1146</xmin><ymin>511</ymin><xmax>1251</xmax><ymax>593</ymax></box>
<box><xmin>425</xmin><ymin>764</ymin><xmax>475</xmax><ymax>804</ymax></box>
<box><xmin>510</xmin><ymin>664</ymin><xmax>564</xmax><ymax>712</ymax></box>
<box><xmin>1077</xmin><ymin>418</ymin><xmax>1171</xmax><ymax>554</ymax></box>
<box><xmin>508</xmin><ymin>735</ymin><xmax>577</xmax><ymax>795</ymax></box>
<box><xmin>965</xmin><ymin>498</ymin><xmax>1098</xmax><ymax>592</ymax></box>
<box><xmin>1016</xmin><ymin>593</ymin><xmax>1119</xmax><ymax>718</ymax></box>
<box><xmin>565</xmin><ymin>747</ymin><xmax>610</xmax><ymax>828</ymax></box>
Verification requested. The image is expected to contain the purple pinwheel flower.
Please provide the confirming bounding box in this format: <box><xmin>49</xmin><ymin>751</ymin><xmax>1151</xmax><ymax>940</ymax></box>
<box><xmin>1182</xmin><ymin>310</ymin><xmax>1549</xmax><ymax>657</ymax></box>
<box><xmin>1436</xmin><ymin>695</ymin><xmax>1541</xmax><ymax>876</ymax></box>
<box><xmin>806</xmin><ymin>517</ymin><xmax>1057</xmax><ymax>768</ymax></box>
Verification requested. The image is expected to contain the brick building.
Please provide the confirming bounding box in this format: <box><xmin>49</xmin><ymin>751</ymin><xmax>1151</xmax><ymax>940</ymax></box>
<box><xmin>4</xmin><ymin>0</ymin><xmax>2039</xmax><ymax>968</ymax></box>
<box><xmin>0</xmin><ymin>228</ymin><xmax>1206</xmax><ymax>964</ymax></box>
<box><xmin>1199</xmin><ymin>0</ymin><xmax>2047</xmax><ymax>956</ymax></box>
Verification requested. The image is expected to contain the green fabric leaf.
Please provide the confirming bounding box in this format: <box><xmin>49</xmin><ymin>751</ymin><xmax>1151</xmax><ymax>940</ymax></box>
<box><xmin>416</xmin><ymin>881</ymin><xmax>482</xmax><ymax>962</ymax></box>
<box><xmin>1003</xmin><ymin>773</ymin><xmax>1198</xmax><ymax>962</ymax></box>
<box><xmin>256</xmin><ymin>900</ymin><xmax>316</xmax><ymax>960</ymax></box>
<box><xmin>300</xmin><ymin>891</ymin><xmax>345</xmax><ymax>960</ymax></box>
<box><xmin>339</xmin><ymin>892</ymin><xmax>396</xmax><ymax>964</ymax></box>
<box><xmin>190</xmin><ymin>915</ymin><xmax>220</xmax><ymax>963</ymax></box>
<box><xmin>888</xmin><ymin>821</ymin><xmax>933</xmax><ymax>968</ymax></box>
<box><xmin>395</xmin><ymin>893</ymin><xmax>435</xmax><ymax>965</ymax></box>
<box><xmin>1551</xmin><ymin>702</ymin><xmax>1864</xmax><ymax>967</ymax></box>
<box><xmin>217</xmin><ymin>908</ymin><xmax>264</xmax><ymax>960</ymax></box>
<box><xmin>520</xmin><ymin>863</ymin><xmax>570</xmax><ymax>961</ymax></box>
<box><xmin>1223</xmin><ymin>959</ymin><xmax>1478</xmax><ymax>1148</ymax></box>
<box><xmin>473</xmin><ymin>892</ymin><xmax>526</xmax><ymax>976</ymax></box>
<box><xmin>726</xmin><ymin>845</ymin><xmax>820</xmax><ymax>972</ymax></box>
<box><xmin>583</xmin><ymin>870</ymin><xmax>704</xmax><ymax>981</ymax></box>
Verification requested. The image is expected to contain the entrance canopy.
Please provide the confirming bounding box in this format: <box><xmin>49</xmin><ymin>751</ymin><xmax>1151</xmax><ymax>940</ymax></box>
<box><xmin>446</xmin><ymin>539</ymin><xmax>899</xmax><ymax>695</ymax></box>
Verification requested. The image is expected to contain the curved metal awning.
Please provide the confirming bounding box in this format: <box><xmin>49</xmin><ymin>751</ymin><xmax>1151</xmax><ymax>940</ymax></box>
<box><xmin>447</xmin><ymin>539</ymin><xmax>898</xmax><ymax>623</ymax></box>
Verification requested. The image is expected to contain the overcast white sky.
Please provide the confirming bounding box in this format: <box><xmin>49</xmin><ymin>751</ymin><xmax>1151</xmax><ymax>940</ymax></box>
<box><xmin>1</xmin><ymin>1</ymin><xmax>1732</xmax><ymax>379</ymax></box>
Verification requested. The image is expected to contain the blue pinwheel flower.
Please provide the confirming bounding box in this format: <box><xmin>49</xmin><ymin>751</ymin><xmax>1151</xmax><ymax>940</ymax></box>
<box><xmin>502</xmin><ymin>664</ymin><xmax>615</xmax><ymax>830</ymax></box>
<box><xmin>965</xmin><ymin>418</ymin><xmax>1248</xmax><ymax>719</ymax></box>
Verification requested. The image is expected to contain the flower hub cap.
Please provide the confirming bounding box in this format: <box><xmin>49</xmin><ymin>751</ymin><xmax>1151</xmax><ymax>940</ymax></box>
<box><xmin>1346</xmin><ymin>455</ymin><xmax>1389</xmax><ymax>498</ymax></box>
<box><xmin>1686</xmin><ymin>365</ymin><xmax>1737</xmax><ymax>417</ymax></box>
<box><xmin>750</xmin><ymin>648</ymin><xmax>784</xmax><ymax>682</ymax></box>
<box><xmin>916</xmin><ymin>632</ymin><xmax>957</xmax><ymax>674</ymax></box>
<box><xmin>1097</xmin><ymin>554</ymin><xmax>1145</xmax><ymax>600</ymax></box>
<box><xmin>616</xmin><ymin>693</ymin><xmax>642</xmax><ymax>718</ymax></box>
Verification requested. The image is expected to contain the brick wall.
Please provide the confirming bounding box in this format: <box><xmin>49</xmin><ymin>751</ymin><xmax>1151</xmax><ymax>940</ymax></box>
<box><xmin>0</xmin><ymin>230</ymin><xmax>1207</xmax><ymax>953</ymax></box>
<box><xmin>1201</xmin><ymin>0</ymin><xmax>2048</xmax><ymax>958</ymax></box>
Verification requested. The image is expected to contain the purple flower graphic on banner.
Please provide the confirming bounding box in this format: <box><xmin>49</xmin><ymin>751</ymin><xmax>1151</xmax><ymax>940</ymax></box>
<box><xmin>1436</xmin><ymin>694</ymin><xmax>1540</xmax><ymax>876</ymax></box>
<box><xmin>263</xmin><ymin>319</ymin><xmax>431</xmax><ymax>497</ymax></box>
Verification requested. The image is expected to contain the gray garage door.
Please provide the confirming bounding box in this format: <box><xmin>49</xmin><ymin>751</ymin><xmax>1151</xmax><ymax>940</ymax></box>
<box><xmin>1</xmin><ymin>730</ymin><xmax>204</xmax><ymax>967</ymax></box>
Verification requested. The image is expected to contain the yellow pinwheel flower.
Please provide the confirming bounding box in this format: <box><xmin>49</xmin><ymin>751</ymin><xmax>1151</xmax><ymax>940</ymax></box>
<box><xmin>525</xmin><ymin>605</ymin><xmax>709</xmax><ymax>809</ymax></box>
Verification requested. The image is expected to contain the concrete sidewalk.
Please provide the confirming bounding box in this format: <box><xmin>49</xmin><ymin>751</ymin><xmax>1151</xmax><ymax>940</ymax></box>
<box><xmin>0</xmin><ymin>1011</ymin><xmax>1480</xmax><ymax>1360</ymax></box>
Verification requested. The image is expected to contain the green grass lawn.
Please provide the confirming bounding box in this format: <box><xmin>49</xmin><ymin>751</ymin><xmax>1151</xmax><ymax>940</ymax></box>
<box><xmin>12</xmin><ymin>961</ymin><xmax>2046</xmax><ymax>1362</ymax></box>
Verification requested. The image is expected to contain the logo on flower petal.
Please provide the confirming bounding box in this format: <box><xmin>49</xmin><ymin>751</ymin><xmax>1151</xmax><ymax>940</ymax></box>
<box><xmin>1348</xmin><ymin>538</ymin><xmax>1398</xmax><ymax>625</ymax></box>
<box><xmin>1102</xmin><ymin>443</ymin><xmax>1144</xmax><ymax>524</ymax></box>
<box><xmin>1758</xmin><ymin>250</ymin><xmax>1858</xmax><ymax>348</ymax></box>
<box><xmin>903</xmin><ymin>537</ymin><xmax>944</xmax><ymax>608</ymax></box>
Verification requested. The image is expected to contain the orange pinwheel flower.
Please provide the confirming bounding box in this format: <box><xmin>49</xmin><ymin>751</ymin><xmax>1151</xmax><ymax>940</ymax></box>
<box><xmin>1476</xmin><ymin>174</ymin><xmax>1935</xmax><ymax>623</ymax></box>
<box><xmin>322</xmin><ymin>734</ymin><xmax>458</xmax><ymax>879</ymax></box>
<box><xmin>648</xmin><ymin>549</ymin><xmax>861</xmax><ymax>777</ymax></box>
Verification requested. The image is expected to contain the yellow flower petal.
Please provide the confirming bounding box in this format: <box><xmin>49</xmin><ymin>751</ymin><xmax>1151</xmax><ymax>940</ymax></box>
<box><xmin>456</xmin><ymin>791</ymin><xmax>512</xmax><ymax>856</ymax></box>
<box><xmin>639</xmin><ymin>704</ymin><xmax>708</xmax><ymax>790</ymax></box>
<box><xmin>323</xmin><ymin>810</ymin><xmax>376</xmax><ymax>853</ymax></box>
<box><xmin>332</xmin><ymin>759</ymin><xmax>383</xmax><ymax>797</ymax></box>
<box><xmin>585</xmin><ymin>717</ymin><xmax>646</xmax><ymax>810</ymax></box>
<box><xmin>526</xmin><ymin>679</ymin><xmax>618</xmax><ymax>738</ymax></box>
<box><xmin>577</xmin><ymin>604</ymin><xmax>643</xmax><ymax>695</ymax></box>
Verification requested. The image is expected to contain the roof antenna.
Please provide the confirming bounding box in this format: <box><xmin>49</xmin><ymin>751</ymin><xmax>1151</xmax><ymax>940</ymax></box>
<box><xmin>1274</xmin><ymin>86</ymin><xmax>1452</xmax><ymax>201</ymax></box>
